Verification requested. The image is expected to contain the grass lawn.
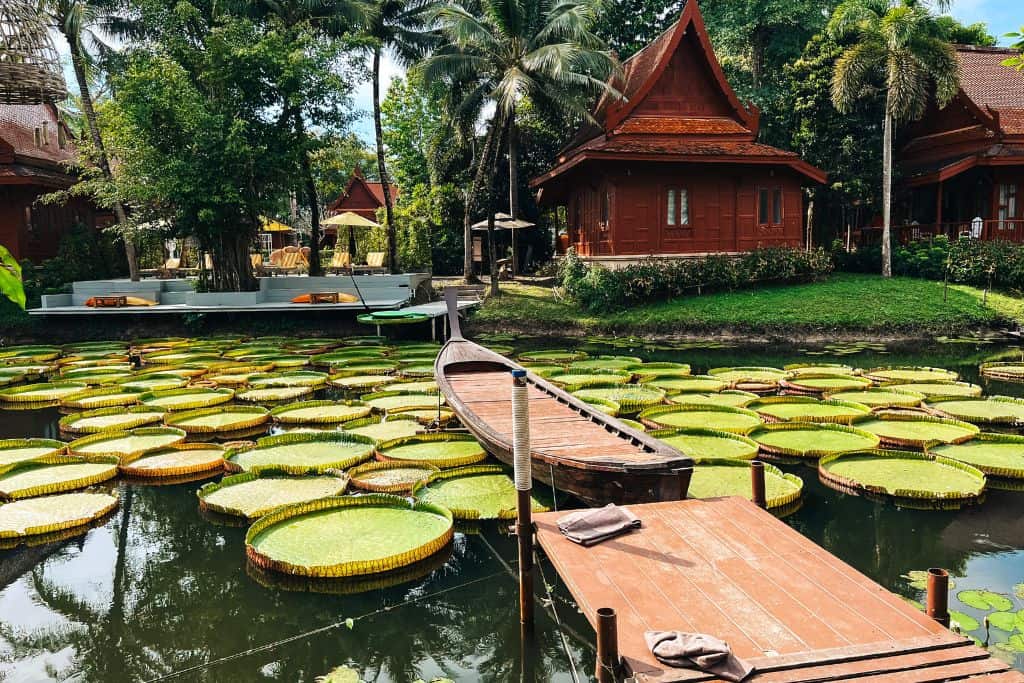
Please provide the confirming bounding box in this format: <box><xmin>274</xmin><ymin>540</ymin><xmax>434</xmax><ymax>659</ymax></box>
<box><xmin>470</xmin><ymin>273</ymin><xmax>1024</xmax><ymax>337</ymax></box>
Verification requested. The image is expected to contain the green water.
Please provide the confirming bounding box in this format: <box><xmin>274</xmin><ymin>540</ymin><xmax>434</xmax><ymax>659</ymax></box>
<box><xmin>2</xmin><ymin>339</ymin><xmax>1024</xmax><ymax>680</ymax></box>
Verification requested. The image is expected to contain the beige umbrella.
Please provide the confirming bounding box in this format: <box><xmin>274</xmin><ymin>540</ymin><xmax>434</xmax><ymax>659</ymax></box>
<box><xmin>472</xmin><ymin>213</ymin><xmax>536</xmax><ymax>275</ymax></box>
<box><xmin>322</xmin><ymin>212</ymin><xmax>382</xmax><ymax>255</ymax></box>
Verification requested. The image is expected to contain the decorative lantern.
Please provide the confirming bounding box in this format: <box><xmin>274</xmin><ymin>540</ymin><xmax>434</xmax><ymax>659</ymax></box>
<box><xmin>0</xmin><ymin>0</ymin><xmax>68</xmax><ymax>104</ymax></box>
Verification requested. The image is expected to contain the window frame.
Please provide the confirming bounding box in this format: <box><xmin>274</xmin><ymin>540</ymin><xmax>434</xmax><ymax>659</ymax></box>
<box><xmin>758</xmin><ymin>186</ymin><xmax>784</xmax><ymax>227</ymax></box>
<box><xmin>664</xmin><ymin>186</ymin><xmax>690</xmax><ymax>228</ymax></box>
<box><xmin>998</xmin><ymin>183</ymin><xmax>1018</xmax><ymax>229</ymax></box>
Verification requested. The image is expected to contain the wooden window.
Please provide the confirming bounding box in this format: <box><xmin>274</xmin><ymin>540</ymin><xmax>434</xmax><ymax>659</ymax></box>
<box><xmin>758</xmin><ymin>187</ymin><xmax>783</xmax><ymax>226</ymax></box>
<box><xmin>665</xmin><ymin>187</ymin><xmax>689</xmax><ymax>226</ymax></box>
<box><xmin>57</xmin><ymin>124</ymin><xmax>66</xmax><ymax>150</ymax></box>
<box><xmin>998</xmin><ymin>183</ymin><xmax>1018</xmax><ymax>229</ymax></box>
<box><xmin>33</xmin><ymin>127</ymin><xmax>41</xmax><ymax>147</ymax></box>
<box><xmin>41</xmin><ymin>121</ymin><xmax>49</xmax><ymax>146</ymax></box>
<box><xmin>601</xmin><ymin>189</ymin><xmax>610</xmax><ymax>230</ymax></box>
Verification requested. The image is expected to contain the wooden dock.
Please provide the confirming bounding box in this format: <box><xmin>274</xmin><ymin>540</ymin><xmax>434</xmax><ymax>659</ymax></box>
<box><xmin>534</xmin><ymin>496</ymin><xmax>1024</xmax><ymax>682</ymax></box>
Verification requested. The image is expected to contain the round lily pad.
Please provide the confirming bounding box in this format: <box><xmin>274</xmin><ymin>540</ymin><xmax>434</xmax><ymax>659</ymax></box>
<box><xmin>520</xmin><ymin>363</ymin><xmax>565</xmax><ymax>378</ymax></box>
<box><xmin>375</xmin><ymin>380</ymin><xmax>439</xmax><ymax>395</ymax></box>
<box><xmin>226</xmin><ymin>432</ymin><xmax>375</xmax><ymax>474</ymax></box>
<box><xmin>686</xmin><ymin>459</ymin><xmax>803</xmax><ymax>509</ymax></box>
<box><xmin>641</xmin><ymin>375</ymin><xmax>728</xmax><ymax>394</ymax></box>
<box><xmin>199</xmin><ymin>471</ymin><xmax>348</xmax><ymax>519</ymax></box>
<box><xmin>0</xmin><ymin>491</ymin><xmax>119</xmax><ymax>540</ymax></box>
<box><xmin>139</xmin><ymin>387</ymin><xmax>234</xmax><ymax>411</ymax></box>
<box><xmin>865</xmin><ymin>366</ymin><xmax>958</xmax><ymax>383</ymax></box>
<box><xmin>929</xmin><ymin>433</ymin><xmax>1024</xmax><ymax>479</ymax></box>
<box><xmin>855</xmin><ymin>412</ymin><xmax>979</xmax><ymax>448</ymax></box>
<box><xmin>750</xmin><ymin>423</ymin><xmax>880</xmax><ymax>459</ymax></box>
<box><xmin>708</xmin><ymin>366</ymin><xmax>787</xmax><ymax>389</ymax></box>
<box><xmin>518</xmin><ymin>349</ymin><xmax>586</xmax><ymax>363</ymax></box>
<box><xmin>378</xmin><ymin>433</ymin><xmax>487</xmax><ymax>468</ymax></box>
<box><xmin>0</xmin><ymin>370</ymin><xmax>26</xmax><ymax>386</ymax></box>
<box><xmin>119</xmin><ymin>443</ymin><xmax>226</xmax><ymax>478</ymax></box>
<box><xmin>572</xmin><ymin>385</ymin><xmax>666</xmax><ymax>412</ymax></box>
<box><xmin>0</xmin><ymin>345</ymin><xmax>61</xmax><ymax>361</ymax></box>
<box><xmin>0</xmin><ymin>382</ymin><xmax>88</xmax><ymax>403</ymax></box>
<box><xmin>0</xmin><ymin>439</ymin><xmax>66</xmax><ymax>466</ymax></box>
<box><xmin>393</xmin><ymin>408</ymin><xmax>456</xmax><ymax>426</ymax></box>
<box><xmin>746</xmin><ymin>397</ymin><xmax>871</xmax><ymax>424</ymax></box>
<box><xmin>270</xmin><ymin>400</ymin><xmax>372</xmax><ymax>425</ymax></box>
<box><xmin>58</xmin><ymin>368</ymin><xmax>132</xmax><ymax>385</ymax></box>
<box><xmin>329</xmin><ymin>374</ymin><xmax>396</xmax><ymax>390</ymax></box>
<box><xmin>412</xmin><ymin>464</ymin><xmax>550</xmax><ymax>519</ymax></box>
<box><xmin>547</xmin><ymin>370</ymin><xmax>632</xmax><ymax>391</ymax></box>
<box><xmin>341</xmin><ymin>416</ymin><xmax>422</xmax><ymax>444</ymax></box>
<box><xmin>950</xmin><ymin>611</ymin><xmax>981</xmax><ymax>633</ymax></box>
<box><xmin>980</xmin><ymin>362</ymin><xmax>1024</xmax><ymax>382</ymax></box>
<box><xmin>361</xmin><ymin>391</ymin><xmax>443</xmax><ymax>413</ymax></box>
<box><xmin>784</xmin><ymin>363</ymin><xmax>856</xmax><ymax>376</ymax></box>
<box><xmin>116</xmin><ymin>373</ymin><xmax>189</xmax><ymax>392</ymax></box>
<box><xmin>580</xmin><ymin>396</ymin><xmax>619</xmax><ymax>416</ymax></box>
<box><xmin>627</xmin><ymin>362</ymin><xmax>692</xmax><ymax>380</ymax></box>
<box><xmin>824</xmin><ymin>387</ymin><xmax>925</xmax><ymax>408</ymax></box>
<box><xmin>668</xmin><ymin>391</ymin><xmax>757</xmax><ymax>408</ymax></box>
<box><xmin>262</xmin><ymin>355</ymin><xmax>311</xmax><ymax>369</ymax></box>
<box><xmin>235</xmin><ymin>386</ymin><xmax>314</xmax><ymax>403</ymax></box>
<box><xmin>650</xmin><ymin>428</ymin><xmax>759</xmax><ymax>460</ymax></box>
<box><xmin>67</xmin><ymin>427</ymin><xmax>187</xmax><ymax>460</ymax></box>
<box><xmin>818</xmin><ymin>449</ymin><xmax>986</xmax><ymax>506</ymax></box>
<box><xmin>320</xmin><ymin>358</ymin><xmax>398</xmax><ymax>375</ymax></box>
<box><xmin>60</xmin><ymin>386</ymin><xmax>143</xmax><ymax>409</ymax></box>
<box><xmin>568</xmin><ymin>356</ymin><xmax>642</xmax><ymax>371</ymax></box>
<box><xmin>245</xmin><ymin>494</ymin><xmax>454</xmax><ymax>577</ymax></box>
<box><xmin>248</xmin><ymin>371</ymin><xmax>328</xmax><ymax>388</ymax></box>
<box><xmin>348</xmin><ymin>461</ymin><xmax>438</xmax><ymax>494</ymax></box>
<box><xmin>780</xmin><ymin>375</ymin><xmax>873</xmax><ymax>394</ymax></box>
<box><xmin>164</xmin><ymin>406</ymin><xmax>270</xmax><ymax>433</ymax></box>
<box><xmin>58</xmin><ymin>406</ymin><xmax>166</xmax><ymax>434</ymax></box>
<box><xmin>638</xmin><ymin>404</ymin><xmax>762</xmax><ymax>434</ymax></box>
<box><xmin>928</xmin><ymin>397</ymin><xmax>1024</xmax><ymax>425</ymax></box>
<box><xmin>957</xmin><ymin>590</ymin><xmax>1013</xmax><ymax>612</ymax></box>
<box><xmin>396</xmin><ymin>363</ymin><xmax>434</xmax><ymax>378</ymax></box>
<box><xmin>879</xmin><ymin>381</ymin><xmax>982</xmax><ymax>399</ymax></box>
<box><xmin>0</xmin><ymin>455</ymin><xmax>119</xmax><ymax>499</ymax></box>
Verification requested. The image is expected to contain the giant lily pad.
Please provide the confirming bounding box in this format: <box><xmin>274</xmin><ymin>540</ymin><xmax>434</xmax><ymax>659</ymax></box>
<box><xmin>376</xmin><ymin>380</ymin><xmax>439</xmax><ymax>395</ymax></box>
<box><xmin>164</xmin><ymin>406</ymin><xmax>270</xmax><ymax>433</ymax></box>
<box><xmin>199</xmin><ymin>471</ymin><xmax>348</xmax><ymax>519</ymax></box>
<box><xmin>517</xmin><ymin>349</ymin><xmax>586</xmax><ymax>363</ymax></box>
<box><xmin>568</xmin><ymin>356</ymin><xmax>642</xmax><ymax>371</ymax></box>
<box><xmin>818</xmin><ymin>449</ymin><xmax>986</xmax><ymax>506</ymax></box>
<box><xmin>0</xmin><ymin>439</ymin><xmax>65</xmax><ymax>466</ymax></box>
<box><xmin>59</xmin><ymin>406</ymin><xmax>166</xmax><ymax>434</ymax></box>
<box><xmin>270</xmin><ymin>400</ymin><xmax>371</xmax><ymax>425</ymax></box>
<box><xmin>865</xmin><ymin>366</ymin><xmax>958</xmax><ymax>383</ymax></box>
<box><xmin>641</xmin><ymin>375</ymin><xmax>728</xmax><ymax>394</ymax></box>
<box><xmin>341</xmin><ymin>416</ymin><xmax>422</xmax><ymax>444</ymax></box>
<box><xmin>547</xmin><ymin>370</ymin><xmax>632</xmax><ymax>391</ymax></box>
<box><xmin>226</xmin><ymin>432</ymin><xmax>375</xmax><ymax>474</ymax></box>
<box><xmin>638</xmin><ymin>404</ymin><xmax>762</xmax><ymax>434</ymax></box>
<box><xmin>248</xmin><ymin>371</ymin><xmax>328</xmax><ymax>388</ymax></box>
<box><xmin>320</xmin><ymin>358</ymin><xmax>398</xmax><ymax>375</ymax></box>
<box><xmin>235</xmin><ymin>386</ymin><xmax>314</xmax><ymax>403</ymax></box>
<box><xmin>746</xmin><ymin>397</ymin><xmax>871</xmax><ymax>424</ymax></box>
<box><xmin>120</xmin><ymin>443</ymin><xmax>226</xmax><ymax>478</ymax></box>
<box><xmin>780</xmin><ymin>375</ymin><xmax>872</xmax><ymax>394</ymax></box>
<box><xmin>392</xmin><ymin>408</ymin><xmax>456</xmax><ymax>426</ymax></box>
<box><xmin>61</xmin><ymin>386</ymin><xmax>143</xmax><ymax>409</ymax></box>
<box><xmin>412</xmin><ymin>464</ymin><xmax>550</xmax><ymax>519</ymax></box>
<box><xmin>987</xmin><ymin>611</ymin><xmax>1021</xmax><ymax>633</ymax></box>
<box><xmin>116</xmin><ymin>373</ymin><xmax>189</xmax><ymax>392</ymax></box>
<box><xmin>572</xmin><ymin>385</ymin><xmax>666</xmax><ymax>412</ymax></box>
<box><xmin>245</xmin><ymin>494</ymin><xmax>453</xmax><ymax>577</ymax></box>
<box><xmin>139</xmin><ymin>387</ymin><xmax>234</xmax><ymax>411</ymax></box>
<box><xmin>348</xmin><ymin>461</ymin><xmax>438</xmax><ymax>494</ymax></box>
<box><xmin>878</xmin><ymin>382</ymin><xmax>982</xmax><ymax>399</ymax></box>
<box><xmin>855</xmin><ymin>412</ymin><xmax>979</xmax><ymax>448</ymax></box>
<box><xmin>360</xmin><ymin>391</ymin><xmax>443</xmax><ymax>413</ymax></box>
<box><xmin>928</xmin><ymin>397</ymin><xmax>1024</xmax><ymax>425</ymax></box>
<box><xmin>686</xmin><ymin>459</ymin><xmax>802</xmax><ymax>509</ymax></box>
<box><xmin>668</xmin><ymin>391</ymin><xmax>757</xmax><ymax>408</ymax></box>
<box><xmin>0</xmin><ymin>382</ymin><xmax>87</xmax><ymax>403</ymax></box>
<box><xmin>650</xmin><ymin>428</ymin><xmax>759</xmax><ymax>460</ymax></box>
<box><xmin>627</xmin><ymin>362</ymin><xmax>692</xmax><ymax>380</ymax></box>
<box><xmin>823</xmin><ymin>387</ymin><xmax>925</xmax><ymax>408</ymax></box>
<box><xmin>929</xmin><ymin>433</ymin><xmax>1024</xmax><ymax>479</ymax></box>
<box><xmin>0</xmin><ymin>345</ymin><xmax>61</xmax><ymax>361</ymax></box>
<box><xmin>708</xmin><ymin>366</ymin><xmax>787</xmax><ymax>390</ymax></box>
<box><xmin>0</xmin><ymin>455</ymin><xmax>118</xmax><ymax>499</ymax></box>
<box><xmin>68</xmin><ymin>427</ymin><xmax>187</xmax><ymax>460</ymax></box>
<box><xmin>750</xmin><ymin>423</ymin><xmax>880</xmax><ymax>459</ymax></box>
<box><xmin>378</xmin><ymin>433</ymin><xmax>487</xmax><ymax>468</ymax></box>
<box><xmin>396</xmin><ymin>363</ymin><xmax>434</xmax><ymax>378</ymax></box>
<box><xmin>980</xmin><ymin>362</ymin><xmax>1024</xmax><ymax>382</ymax></box>
<box><xmin>957</xmin><ymin>590</ymin><xmax>1013</xmax><ymax>612</ymax></box>
<box><xmin>329</xmin><ymin>374</ymin><xmax>396</xmax><ymax>390</ymax></box>
<box><xmin>58</xmin><ymin>367</ymin><xmax>131</xmax><ymax>385</ymax></box>
<box><xmin>0</xmin><ymin>491</ymin><xmax>118</xmax><ymax>540</ymax></box>
<box><xmin>784</xmin><ymin>363</ymin><xmax>856</xmax><ymax>376</ymax></box>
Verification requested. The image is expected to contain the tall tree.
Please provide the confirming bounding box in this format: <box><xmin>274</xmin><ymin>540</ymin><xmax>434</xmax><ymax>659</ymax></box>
<box><xmin>357</xmin><ymin>0</ymin><xmax>436</xmax><ymax>274</ymax></box>
<box><xmin>828</xmin><ymin>0</ymin><xmax>959</xmax><ymax>277</ymax></box>
<box><xmin>42</xmin><ymin>0</ymin><xmax>140</xmax><ymax>281</ymax></box>
<box><xmin>423</xmin><ymin>0</ymin><xmax>619</xmax><ymax>294</ymax></box>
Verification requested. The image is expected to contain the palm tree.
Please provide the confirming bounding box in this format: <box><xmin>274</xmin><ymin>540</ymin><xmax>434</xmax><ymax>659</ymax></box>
<box><xmin>828</xmin><ymin>0</ymin><xmax>958</xmax><ymax>277</ymax></box>
<box><xmin>358</xmin><ymin>0</ymin><xmax>437</xmax><ymax>274</ymax></box>
<box><xmin>41</xmin><ymin>0</ymin><xmax>140</xmax><ymax>281</ymax></box>
<box><xmin>422</xmin><ymin>0</ymin><xmax>619</xmax><ymax>294</ymax></box>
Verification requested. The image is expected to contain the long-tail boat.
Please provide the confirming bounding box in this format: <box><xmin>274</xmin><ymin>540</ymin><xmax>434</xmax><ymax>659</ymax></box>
<box><xmin>434</xmin><ymin>290</ymin><xmax>693</xmax><ymax>506</ymax></box>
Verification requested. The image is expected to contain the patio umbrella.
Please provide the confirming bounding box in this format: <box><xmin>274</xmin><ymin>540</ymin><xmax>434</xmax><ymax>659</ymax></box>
<box><xmin>472</xmin><ymin>213</ymin><xmax>536</xmax><ymax>274</ymax></box>
<box><xmin>322</xmin><ymin>212</ymin><xmax>381</xmax><ymax>256</ymax></box>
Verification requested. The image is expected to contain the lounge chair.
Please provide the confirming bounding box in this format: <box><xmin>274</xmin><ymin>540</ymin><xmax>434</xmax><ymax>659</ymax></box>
<box><xmin>327</xmin><ymin>251</ymin><xmax>352</xmax><ymax>274</ymax></box>
<box><xmin>250</xmin><ymin>253</ymin><xmax>265</xmax><ymax>276</ymax></box>
<box><xmin>355</xmin><ymin>251</ymin><xmax>387</xmax><ymax>275</ymax></box>
<box><xmin>300</xmin><ymin>246</ymin><xmax>311</xmax><ymax>266</ymax></box>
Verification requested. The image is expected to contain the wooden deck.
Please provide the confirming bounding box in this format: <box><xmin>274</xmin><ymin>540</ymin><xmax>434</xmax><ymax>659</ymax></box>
<box><xmin>534</xmin><ymin>497</ymin><xmax>1024</xmax><ymax>682</ymax></box>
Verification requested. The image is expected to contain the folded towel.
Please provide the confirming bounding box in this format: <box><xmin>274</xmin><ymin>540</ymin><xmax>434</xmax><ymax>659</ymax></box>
<box><xmin>557</xmin><ymin>504</ymin><xmax>641</xmax><ymax>546</ymax></box>
<box><xmin>644</xmin><ymin>631</ymin><xmax>755</xmax><ymax>682</ymax></box>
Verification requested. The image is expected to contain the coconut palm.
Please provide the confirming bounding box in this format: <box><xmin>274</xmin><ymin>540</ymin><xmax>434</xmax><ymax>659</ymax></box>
<box><xmin>41</xmin><ymin>0</ymin><xmax>140</xmax><ymax>281</ymax></box>
<box><xmin>422</xmin><ymin>0</ymin><xmax>619</xmax><ymax>293</ymax></box>
<box><xmin>828</xmin><ymin>0</ymin><xmax>959</xmax><ymax>277</ymax></box>
<box><xmin>357</xmin><ymin>0</ymin><xmax>437</xmax><ymax>274</ymax></box>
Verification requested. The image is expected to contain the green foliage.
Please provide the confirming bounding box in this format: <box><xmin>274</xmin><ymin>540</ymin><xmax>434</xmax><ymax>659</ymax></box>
<box><xmin>311</xmin><ymin>133</ymin><xmax>378</xmax><ymax>205</ymax></box>
<box><xmin>0</xmin><ymin>244</ymin><xmax>25</xmax><ymax>310</ymax></box>
<box><xmin>1003</xmin><ymin>28</ymin><xmax>1024</xmax><ymax>70</ymax></box>
<box><xmin>559</xmin><ymin>247</ymin><xmax>834</xmax><ymax>312</ymax></box>
<box><xmin>381</xmin><ymin>73</ymin><xmax>446</xmax><ymax>189</ymax></box>
<box><xmin>19</xmin><ymin>225</ymin><xmax>126</xmax><ymax>307</ymax></box>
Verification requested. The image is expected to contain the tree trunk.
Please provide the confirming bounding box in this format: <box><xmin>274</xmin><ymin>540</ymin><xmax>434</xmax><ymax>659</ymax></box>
<box><xmin>463</xmin><ymin>120</ymin><xmax>501</xmax><ymax>284</ymax></box>
<box><xmin>462</xmin><ymin>186</ymin><xmax>477</xmax><ymax>283</ymax></box>
<box><xmin>508</xmin><ymin>108</ymin><xmax>519</xmax><ymax>275</ymax></box>
<box><xmin>805</xmin><ymin>194</ymin><xmax>815</xmax><ymax>251</ymax></box>
<box><xmin>294</xmin><ymin>114</ymin><xmax>323</xmax><ymax>276</ymax></box>
<box><xmin>66</xmin><ymin>37</ymin><xmax>139</xmax><ymax>281</ymax></box>
<box><xmin>372</xmin><ymin>46</ymin><xmax>398</xmax><ymax>273</ymax></box>
<box><xmin>881</xmin><ymin>105</ymin><xmax>893</xmax><ymax>278</ymax></box>
<box><xmin>485</xmin><ymin>119</ymin><xmax>510</xmax><ymax>297</ymax></box>
<box><xmin>207</xmin><ymin>228</ymin><xmax>258</xmax><ymax>292</ymax></box>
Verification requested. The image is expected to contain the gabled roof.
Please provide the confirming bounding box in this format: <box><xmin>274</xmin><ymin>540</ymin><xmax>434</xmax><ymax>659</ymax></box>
<box><xmin>955</xmin><ymin>46</ymin><xmax>1024</xmax><ymax>115</ymax></box>
<box><xmin>327</xmin><ymin>166</ymin><xmax>399</xmax><ymax>215</ymax></box>
<box><xmin>0</xmin><ymin>103</ymin><xmax>77</xmax><ymax>167</ymax></box>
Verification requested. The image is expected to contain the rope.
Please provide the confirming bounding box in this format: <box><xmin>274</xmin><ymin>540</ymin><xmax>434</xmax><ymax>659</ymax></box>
<box><xmin>144</xmin><ymin>570</ymin><xmax>505</xmax><ymax>682</ymax></box>
<box><xmin>537</xmin><ymin>548</ymin><xmax>582</xmax><ymax>683</ymax></box>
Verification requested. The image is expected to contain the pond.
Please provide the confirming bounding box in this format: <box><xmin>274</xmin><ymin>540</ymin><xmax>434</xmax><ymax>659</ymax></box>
<box><xmin>1</xmin><ymin>335</ymin><xmax>1023</xmax><ymax>681</ymax></box>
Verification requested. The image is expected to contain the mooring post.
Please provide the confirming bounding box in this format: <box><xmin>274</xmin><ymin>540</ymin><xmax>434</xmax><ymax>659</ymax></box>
<box><xmin>511</xmin><ymin>368</ymin><xmax>534</xmax><ymax>631</ymax></box>
<box><xmin>596</xmin><ymin>607</ymin><xmax>620</xmax><ymax>683</ymax></box>
<box><xmin>926</xmin><ymin>567</ymin><xmax>950</xmax><ymax>627</ymax></box>
<box><xmin>750</xmin><ymin>460</ymin><xmax>767</xmax><ymax>509</ymax></box>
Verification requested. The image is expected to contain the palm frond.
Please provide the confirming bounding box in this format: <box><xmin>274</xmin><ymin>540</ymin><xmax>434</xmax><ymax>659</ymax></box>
<box><xmin>831</xmin><ymin>38</ymin><xmax>885</xmax><ymax>112</ymax></box>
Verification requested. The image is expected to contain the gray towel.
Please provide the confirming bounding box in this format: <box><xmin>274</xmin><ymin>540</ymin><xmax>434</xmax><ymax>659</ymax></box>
<box><xmin>644</xmin><ymin>631</ymin><xmax>755</xmax><ymax>682</ymax></box>
<box><xmin>557</xmin><ymin>504</ymin><xmax>641</xmax><ymax>546</ymax></box>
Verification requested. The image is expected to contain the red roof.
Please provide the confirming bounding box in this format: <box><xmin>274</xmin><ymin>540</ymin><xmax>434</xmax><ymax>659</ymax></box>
<box><xmin>327</xmin><ymin>167</ymin><xmax>399</xmax><ymax>216</ymax></box>
<box><xmin>955</xmin><ymin>46</ymin><xmax>1024</xmax><ymax>114</ymax></box>
<box><xmin>364</xmin><ymin>180</ymin><xmax>399</xmax><ymax>205</ymax></box>
<box><xmin>0</xmin><ymin>103</ymin><xmax>77</xmax><ymax>166</ymax></box>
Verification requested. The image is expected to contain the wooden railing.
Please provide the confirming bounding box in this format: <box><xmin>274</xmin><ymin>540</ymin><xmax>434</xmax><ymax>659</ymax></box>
<box><xmin>893</xmin><ymin>220</ymin><xmax>1024</xmax><ymax>244</ymax></box>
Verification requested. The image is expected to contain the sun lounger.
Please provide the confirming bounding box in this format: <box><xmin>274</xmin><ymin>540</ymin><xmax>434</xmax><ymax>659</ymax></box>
<box><xmin>327</xmin><ymin>251</ymin><xmax>352</xmax><ymax>274</ymax></box>
<box><xmin>354</xmin><ymin>251</ymin><xmax>387</xmax><ymax>275</ymax></box>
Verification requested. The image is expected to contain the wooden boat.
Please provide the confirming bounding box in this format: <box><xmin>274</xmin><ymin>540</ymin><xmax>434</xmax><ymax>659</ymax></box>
<box><xmin>434</xmin><ymin>290</ymin><xmax>693</xmax><ymax>506</ymax></box>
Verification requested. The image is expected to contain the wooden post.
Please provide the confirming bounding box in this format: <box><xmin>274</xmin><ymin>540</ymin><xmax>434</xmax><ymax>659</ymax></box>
<box><xmin>936</xmin><ymin>181</ymin><xmax>944</xmax><ymax>237</ymax></box>
<box><xmin>596</xmin><ymin>607</ymin><xmax>620</xmax><ymax>683</ymax></box>
<box><xmin>926</xmin><ymin>568</ymin><xmax>950</xmax><ymax>627</ymax></box>
<box><xmin>751</xmin><ymin>461</ymin><xmax>767</xmax><ymax>509</ymax></box>
<box><xmin>511</xmin><ymin>369</ymin><xmax>533</xmax><ymax>631</ymax></box>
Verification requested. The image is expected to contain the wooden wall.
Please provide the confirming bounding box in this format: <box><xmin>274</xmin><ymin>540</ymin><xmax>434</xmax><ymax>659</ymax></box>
<box><xmin>0</xmin><ymin>185</ymin><xmax>97</xmax><ymax>261</ymax></box>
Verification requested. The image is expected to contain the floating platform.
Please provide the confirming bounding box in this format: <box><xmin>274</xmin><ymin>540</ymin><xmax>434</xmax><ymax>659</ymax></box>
<box><xmin>534</xmin><ymin>496</ymin><xmax>1024</xmax><ymax>682</ymax></box>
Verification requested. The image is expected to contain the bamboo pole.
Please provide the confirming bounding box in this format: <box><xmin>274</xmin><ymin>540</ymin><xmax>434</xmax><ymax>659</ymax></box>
<box><xmin>511</xmin><ymin>368</ymin><xmax>533</xmax><ymax>630</ymax></box>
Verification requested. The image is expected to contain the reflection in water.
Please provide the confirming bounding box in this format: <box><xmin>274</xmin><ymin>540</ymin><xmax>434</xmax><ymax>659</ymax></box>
<box><xmin>1</xmin><ymin>341</ymin><xmax>1023</xmax><ymax>679</ymax></box>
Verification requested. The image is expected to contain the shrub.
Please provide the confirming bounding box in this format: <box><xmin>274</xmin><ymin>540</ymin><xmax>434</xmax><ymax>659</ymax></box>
<box><xmin>559</xmin><ymin>246</ymin><xmax>833</xmax><ymax>312</ymax></box>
